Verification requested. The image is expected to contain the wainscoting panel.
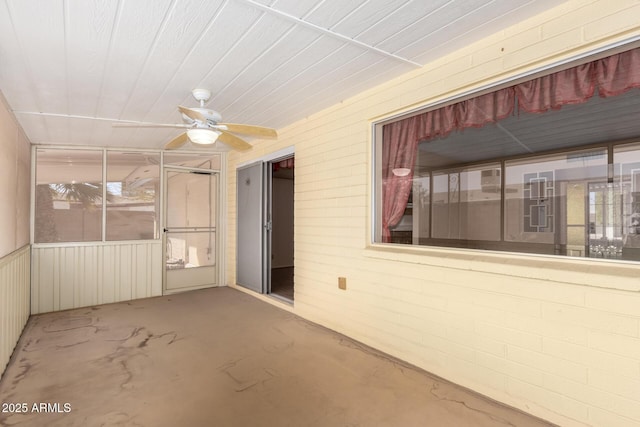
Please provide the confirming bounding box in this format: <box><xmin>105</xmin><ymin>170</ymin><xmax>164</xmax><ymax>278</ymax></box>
<box><xmin>31</xmin><ymin>241</ymin><xmax>162</xmax><ymax>314</ymax></box>
<box><xmin>0</xmin><ymin>245</ymin><xmax>30</xmax><ymax>376</ymax></box>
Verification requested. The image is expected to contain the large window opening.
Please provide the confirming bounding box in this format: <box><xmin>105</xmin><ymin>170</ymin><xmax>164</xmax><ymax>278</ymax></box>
<box><xmin>35</xmin><ymin>149</ymin><xmax>105</xmax><ymax>243</ymax></box>
<box><xmin>375</xmin><ymin>46</ymin><xmax>640</xmax><ymax>262</ymax></box>
<box><xmin>34</xmin><ymin>149</ymin><xmax>223</xmax><ymax>245</ymax></box>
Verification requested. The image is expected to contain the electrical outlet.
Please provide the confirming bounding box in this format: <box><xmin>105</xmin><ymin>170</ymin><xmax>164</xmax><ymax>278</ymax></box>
<box><xmin>338</xmin><ymin>277</ymin><xmax>347</xmax><ymax>290</ymax></box>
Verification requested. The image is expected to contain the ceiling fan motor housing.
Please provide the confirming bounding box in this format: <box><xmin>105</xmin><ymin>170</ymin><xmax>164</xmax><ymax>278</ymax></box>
<box><xmin>192</xmin><ymin>88</ymin><xmax>211</xmax><ymax>103</ymax></box>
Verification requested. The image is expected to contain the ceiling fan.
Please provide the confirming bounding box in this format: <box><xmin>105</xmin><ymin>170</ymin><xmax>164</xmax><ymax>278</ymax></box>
<box><xmin>113</xmin><ymin>88</ymin><xmax>277</xmax><ymax>151</ymax></box>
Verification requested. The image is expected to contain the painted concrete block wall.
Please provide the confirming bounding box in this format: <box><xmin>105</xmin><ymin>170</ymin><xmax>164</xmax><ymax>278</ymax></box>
<box><xmin>226</xmin><ymin>1</ymin><xmax>640</xmax><ymax>426</ymax></box>
<box><xmin>0</xmin><ymin>91</ymin><xmax>31</xmax><ymax>377</ymax></box>
<box><xmin>0</xmin><ymin>92</ymin><xmax>30</xmax><ymax>258</ymax></box>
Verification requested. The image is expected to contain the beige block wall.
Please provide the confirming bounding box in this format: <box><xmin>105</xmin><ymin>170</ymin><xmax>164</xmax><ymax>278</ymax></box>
<box><xmin>0</xmin><ymin>91</ymin><xmax>30</xmax><ymax>257</ymax></box>
<box><xmin>0</xmin><ymin>90</ymin><xmax>31</xmax><ymax>377</ymax></box>
<box><xmin>227</xmin><ymin>1</ymin><xmax>640</xmax><ymax>426</ymax></box>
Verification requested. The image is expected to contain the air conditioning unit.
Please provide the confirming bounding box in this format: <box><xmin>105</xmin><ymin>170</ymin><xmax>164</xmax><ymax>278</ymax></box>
<box><xmin>481</xmin><ymin>169</ymin><xmax>501</xmax><ymax>193</ymax></box>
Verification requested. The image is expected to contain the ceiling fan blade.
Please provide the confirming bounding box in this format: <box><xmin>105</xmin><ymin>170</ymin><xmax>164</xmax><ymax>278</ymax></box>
<box><xmin>113</xmin><ymin>123</ymin><xmax>190</xmax><ymax>129</ymax></box>
<box><xmin>218</xmin><ymin>131</ymin><xmax>252</xmax><ymax>151</ymax></box>
<box><xmin>165</xmin><ymin>132</ymin><xmax>189</xmax><ymax>150</ymax></box>
<box><xmin>178</xmin><ymin>106</ymin><xmax>206</xmax><ymax>122</ymax></box>
<box><xmin>218</xmin><ymin>123</ymin><xmax>277</xmax><ymax>138</ymax></box>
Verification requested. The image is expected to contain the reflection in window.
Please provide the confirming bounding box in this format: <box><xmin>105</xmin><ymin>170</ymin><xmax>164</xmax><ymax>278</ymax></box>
<box><xmin>504</xmin><ymin>150</ymin><xmax>608</xmax><ymax>257</ymax></box>
<box><xmin>34</xmin><ymin>149</ymin><xmax>103</xmax><ymax>243</ymax></box>
<box><xmin>375</xmin><ymin>46</ymin><xmax>640</xmax><ymax>261</ymax></box>
<box><xmin>430</xmin><ymin>164</ymin><xmax>501</xmax><ymax>241</ymax></box>
<box><xmin>614</xmin><ymin>143</ymin><xmax>640</xmax><ymax>260</ymax></box>
<box><xmin>106</xmin><ymin>152</ymin><xmax>160</xmax><ymax>240</ymax></box>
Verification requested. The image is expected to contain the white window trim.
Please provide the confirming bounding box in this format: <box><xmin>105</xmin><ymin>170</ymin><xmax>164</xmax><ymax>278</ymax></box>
<box><xmin>368</xmin><ymin>39</ymin><xmax>640</xmax><ymax>291</ymax></box>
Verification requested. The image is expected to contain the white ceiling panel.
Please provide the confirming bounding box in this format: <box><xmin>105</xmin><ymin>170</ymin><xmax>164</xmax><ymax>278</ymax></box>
<box><xmin>0</xmin><ymin>2</ymin><xmax>34</xmax><ymax>111</ymax></box>
<box><xmin>141</xmin><ymin>1</ymin><xmax>263</xmax><ymax>123</ymax></box>
<box><xmin>354</xmin><ymin>0</ymin><xmax>453</xmax><ymax>48</ymax></box>
<box><xmin>241</xmin><ymin>43</ymin><xmax>374</xmax><ymax>124</ymax></box>
<box><xmin>304</xmin><ymin>0</ymin><xmax>369</xmax><ymax>30</ymax></box>
<box><xmin>198</xmin><ymin>14</ymin><xmax>296</xmax><ymax>108</ymax></box>
<box><xmin>4</xmin><ymin>0</ymin><xmax>66</xmax><ymax>113</ymax></box>
<box><xmin>118</xmin><ymin>0</ymin><xmax>229</xmax><ymax>121</ymax></box>
<box><xmin>376</xmin><ymin>0</ymin><xmax>500</xmax><ymax>55</ymax></box>
<box><xmin>65</xmin><ymin>0</ymin><xmax>120</xmax><ymax>116</ymax></box>
<box><xmin>93</xmin><ymin>0</ymin><xmax>176</xmax><ymax>120</ymax></box>
<box><xmin>330</xmin><ymin>0</ymin><xmax>413</xmax><ymax>39</ymax></box>
<box><xmin>13</xmin><ymin>114</ymin><xmax>49</xmax><ymax>143</ymax></box>
<box><xmin>205</xmin><ymin>26</ymin><xmax>321</xmax><ymax>113</ymax></box>
<box><xmin>221</xmin><ymin>34</ymin><xmax>347</xmax><ymax>121</ymax></box>
<box><xmin>268</xmin><ymin>0</ymin><xmax>319</xmax><ymax>18</ymax></box>
<box><xmin>0</xmin><ymin>0</ymin><xmax>566</xmax><ymax>149</ymax></box>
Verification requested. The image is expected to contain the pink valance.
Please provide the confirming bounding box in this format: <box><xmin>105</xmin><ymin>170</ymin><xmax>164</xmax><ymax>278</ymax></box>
<box><xmin>456</xmin><ymin>89</ymin><xmax>515</xmax><ymax>128</ymax></box>
<box><xmin>404</xmin><ymin>46</ymin><xmax>640</xmax><ymax>145</ymax></box>
<box><xmin>596</xmin><ymin>47</ymin><xmax>640</xmax><ymax>97</ymax></box>
<box><xmin>515</xmin><ymin>63</ymin><xmax>595</xmax><ymax>113</ymax></box>
<box><xmin>381</xmin><ymin>47</ymin><xmax>640</xmax><ymax>240</ymax></box>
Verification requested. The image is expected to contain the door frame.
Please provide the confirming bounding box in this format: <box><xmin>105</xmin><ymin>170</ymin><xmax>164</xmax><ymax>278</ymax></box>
<box><xmin>162</xmin><ymin>164</ymin><xmax>222</xmax><ymax>295</ymax></box>
<box><xmin>235</xmin><ymin>147</ymin><xmax>294</xmax><ymax>297</ymax></box>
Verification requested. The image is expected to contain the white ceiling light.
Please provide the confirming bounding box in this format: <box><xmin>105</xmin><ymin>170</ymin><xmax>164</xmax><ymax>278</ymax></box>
<box><xmin>187</xmin><ymin>129</ymin><xmax>221</xmax><ymax>145</ymax></box>
<box><xmin>392</xmin><ymin>168</ymin><xmax>411</xmax><ymax>177</ymax></box>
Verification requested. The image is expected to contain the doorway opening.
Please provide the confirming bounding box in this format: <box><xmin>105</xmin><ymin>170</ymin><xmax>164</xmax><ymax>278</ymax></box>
<box><xmin>236</xmin><ymin>152</ymin><xmax>294</xmax><ymax>303</ymax></box>
<box><xmin>269</xmin><ymin>157</ymin><xmax>294</xmax><ymax>301</ymax></box>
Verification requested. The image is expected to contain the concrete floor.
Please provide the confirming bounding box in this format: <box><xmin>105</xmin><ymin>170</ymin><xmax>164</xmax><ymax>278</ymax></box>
<box><xmin>0</xmin><ymin>287</ymin><xmax>554</xmax><ymax>427</ymax></box>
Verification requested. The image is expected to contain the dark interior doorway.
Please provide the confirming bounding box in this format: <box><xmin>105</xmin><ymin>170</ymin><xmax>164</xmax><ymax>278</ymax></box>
<box><xmin>269</xmin><ymin>157</ymin><xmax>294</xmax><ymax>301</ymax></box>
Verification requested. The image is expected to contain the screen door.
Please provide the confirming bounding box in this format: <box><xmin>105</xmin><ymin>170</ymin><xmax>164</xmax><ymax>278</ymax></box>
<box><xmin>164</xmin><ymin>169</ymin><xmax>218</xmax><ymax>293</ymax></box>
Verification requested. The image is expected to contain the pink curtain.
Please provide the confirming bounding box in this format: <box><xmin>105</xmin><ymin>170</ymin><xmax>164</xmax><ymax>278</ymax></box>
<box><xmin>415</xmin><ymin>104</ymin><xmax>457</xmax><ymax>141</ymax></box>
<box><xmin>516</xmin><ymin>63</ymin><xmax>595</xmax><ymax>113</ymax></box>
<box><xmin>596</xmin><ymin>47</ymin><xmax>640</xmax><ymax>97</ymax></box>
<box><xmin>381</xmin><ymin>47</ymin><xmax>640</xmax><ymax>242</ymax></box>
<box><xmin>409</xmin><ymin>47</ymin><xmax>640</xmax><ymax>142</ymax></box>
<box><xmin>382</xmin><ymin>117</ymin><xmax>419</xmax><ymax>242</ymax></box>
<box><xmin>456</xmin><ymin>88</ymin><xmax>515</xmax><ymax>127</ymax></box>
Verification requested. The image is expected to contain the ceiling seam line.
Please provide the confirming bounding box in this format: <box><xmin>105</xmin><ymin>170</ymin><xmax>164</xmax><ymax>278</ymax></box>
<box><xmin>370</xmin><ymin>0</ymin><xmax>453</xmax><ymax>50</ymax></box>
<box><xmin>12</xmin><ymin>111</ymin><xmax>165</xmax><ymax>124</ymax></box>
<box><xmin>221</xmin><ymin>1</ymin><xmax>334</xmax><ymax>115</ymax></box>
<box><xmin>141</xmin><ymin>0</ymin><xmax>231</xmax><ymax>125</ymax></box>
<box><xmin>230</xmin><ymin>41</ymin><xmax>355</xmax><ymax>122</ymax></box>
<box><xmin>221</xmin><ymin>32</ymin><xmax>328</xmax><ymax>117</ymax></box>
<box><xmin>234</xmin><ymin>0</ymin><xmax>422</xmax><ymax>68</ymax></box>
<box><xmin>194</xmin><ymin>9</ymin><xmax>270</xmax><ymax>106</ymax></box>
<box><xmin>208</xmin><ymin>21</ymin><xmax>299</xmax><ymax>107</ymax></box>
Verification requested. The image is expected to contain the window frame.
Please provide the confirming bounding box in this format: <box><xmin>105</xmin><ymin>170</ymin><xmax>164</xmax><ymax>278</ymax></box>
<box><xmin>371</xmin><ymin>42</ymin><xmax>640</xmax><ymax>266</ymax></box>
<box><xmin>31</xmin><ymin>146</ymin><xmax>222</xmax><ymax>246</ymax></box>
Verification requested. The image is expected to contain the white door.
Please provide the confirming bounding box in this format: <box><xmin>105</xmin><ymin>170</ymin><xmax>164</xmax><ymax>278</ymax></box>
<box><xmin>164</xmin><ymin>168</ymin><xmax>218</xmax><ymax>293</ymax></box>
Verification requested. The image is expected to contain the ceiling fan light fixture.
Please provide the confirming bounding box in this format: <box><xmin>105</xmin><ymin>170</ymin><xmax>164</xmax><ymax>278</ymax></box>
<box><xmin>187</xmin><ymin>129</ymin><xmax>220</xmax><ymax>145</ymax></box>
<box><xmin>392</xmin><ymin>167</ymin><xmax>411</xmax><ymax>177</ymax></box>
